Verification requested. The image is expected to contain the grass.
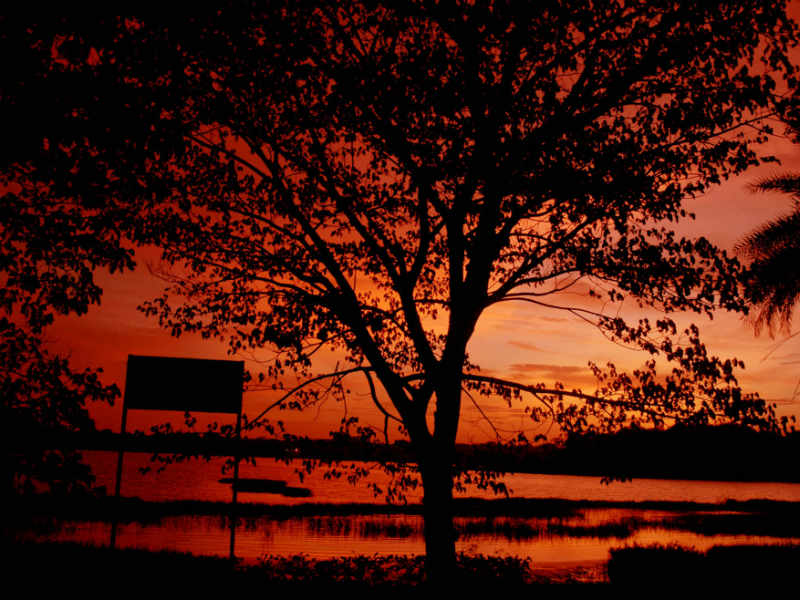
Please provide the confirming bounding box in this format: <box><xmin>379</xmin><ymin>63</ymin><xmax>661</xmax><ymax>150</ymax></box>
<box><xmin>607</xmin><ymin>543</ymin><xmax>800</xmax><ymax>585</ymax></box>
<box><xmin>13</xmin><ymin>538</ymin><xmax>799</xmax><ymax>587</ymax></box>
<box><xmin>304</xmin><ymin>515</ymin><xmax>418</xmax><ymax>538</ymax></box>
<box><xmin>10</xmin><ymin>491</ymin><xmax>799</xmax><ymax>521</ymax></box>
<box><xmin>9</xmin><ymin>492</ymin><xmax>800</xmax><ymax>543</ymax></box>
<box><xmin>5</xmin><ymin>540</ymin><xmax>545</xmax><ymax>588</ymax></box>
<box><xmin>303</xmin><ymin>514</ymin><xmax>642</xmax><ymax>540</ymax></box>
<box><xmin>654</xmin><ymin>511</ymin><xmax>800</xmax><ymax>538</ymax></box>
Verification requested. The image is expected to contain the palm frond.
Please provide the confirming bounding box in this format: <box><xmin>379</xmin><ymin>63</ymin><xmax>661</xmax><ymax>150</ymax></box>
<box><xmin>735</xmin><ymin>209</ymin><xmax>800</xmax><ymax>261</ymax></box>
<box><xmin>737</xmin><ymin>172</ymin><xmax>800</xmax><ymax>336</ymax></box>
<box><xmin>747</xmin><ymin>173</ymin><xmax>800</xmax><ymax>200</ymax></box>
<box><xmin>743</xmin><ymin>241</ymin><xmax>800</xmax><ymax>335</ymax></box>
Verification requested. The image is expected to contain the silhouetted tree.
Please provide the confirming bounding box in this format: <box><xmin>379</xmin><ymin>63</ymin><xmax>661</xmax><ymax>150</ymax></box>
<box><xmin>3</xmin><ymin>3</ymin><xmax>798</xmax><ymax>581</ymax></box>
<box><xmin>736</xmin><ymin>121</ymin><xmax>800</xmax><ymax>335</ymax></box>
<box><xmin>1</xmin><ymin>16</ymin><xmax>133</xmax><ymax>499</ymax></box>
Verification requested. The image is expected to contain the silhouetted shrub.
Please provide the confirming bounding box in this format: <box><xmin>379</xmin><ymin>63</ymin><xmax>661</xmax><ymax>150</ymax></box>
<box><xmin>608</xmin><ymin>543</ymin><xmax>800</xmax><ymax>585</ymax></box>
<box><xmin>607</xmin><ymin>544</ymin><xmax>704</xmax><ymax>584</ymax></box>
<box><xmin>257</xmin><ymin>552</ymin><xmax>534</xmax><ymax>585</ymax></box>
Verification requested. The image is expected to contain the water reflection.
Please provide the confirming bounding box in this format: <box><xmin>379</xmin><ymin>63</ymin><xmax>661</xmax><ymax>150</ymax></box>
<box><xmin>15</xmin><ymin>450</ymin><xmax>800</xmax><ymax>579</ymax></box>
<box><xmin>19</xmin><ymin>505</ymin><xmax>800</xmax><ymax>570</ymax></box>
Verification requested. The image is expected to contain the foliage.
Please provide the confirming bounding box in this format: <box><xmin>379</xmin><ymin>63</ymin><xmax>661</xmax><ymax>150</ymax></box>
<box><xmin>1</xmin><ymin>16</ymin><xmax>134</xmax><ymax>496</ymax></box>
<box><xmin>3</xmin><ymin>1</ymin><xmax>799</xmax><ymax>578</ymax></box>
<box><xmin>736</xmin><ymin>118</ymin><xmax>800</xmax><ymax>335</ymax></box>
<box><xmin>607</xmin><ymin>543</ymin><xmax>705</xmax><ymax>584</ymax></box>
<box><xmin>257</xmin><ymin>553</ymin><xmax>534</xmax><ymax>586</ymax></box>
<box><xmin>1</xmin><ymin>321</ymin><xmax>120</xmax><ymax>496</ymax></box>
<box><xmin>9</xmin><ymin>542</ymin><xmax>537</xmax><ymax>587</ymax></box>
<box><xmin>607</xmin><ymin>543</ymin><xmax>800</xmax><ymax>585</ymax></box>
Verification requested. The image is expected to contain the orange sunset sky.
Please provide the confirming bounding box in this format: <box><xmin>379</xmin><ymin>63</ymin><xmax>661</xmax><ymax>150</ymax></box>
<box><xmin>42</xmin><ymin>130</ymin><xmax>800</xmax><ymax>444</ymax></box>
<box><xmin>38</xmin><ymin>6</ymin><xmax>800</xmax><ymax>444</ymax></box>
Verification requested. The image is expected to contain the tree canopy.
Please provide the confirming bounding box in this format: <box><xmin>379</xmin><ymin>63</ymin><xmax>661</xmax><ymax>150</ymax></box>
<box><xmin>1</xmin><ymin>16</ymin><xmax>136</xmax><ymax>497</ymax></box>
<box><xmin>2</xmin><ymin>1</ymin><xmax>798</xmax><ymax>579</ymax></box>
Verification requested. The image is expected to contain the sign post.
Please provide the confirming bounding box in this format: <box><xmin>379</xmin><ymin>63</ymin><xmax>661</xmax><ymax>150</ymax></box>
<box><xmin>111</xmin><ymin>355</ymin><xmax>245</xmax><ymax>559</ymax></box>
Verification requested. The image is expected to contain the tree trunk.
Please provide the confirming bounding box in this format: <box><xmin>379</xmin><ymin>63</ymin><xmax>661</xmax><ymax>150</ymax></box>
<box><xmin>408</xmin><ymin>349</ymin><xmax>466</xmax><ymax>583</ymax></box>
<box><xmin>420</xmin><ymin>455</ymin><xmax>457</xmax><ymax>584</ymax></box>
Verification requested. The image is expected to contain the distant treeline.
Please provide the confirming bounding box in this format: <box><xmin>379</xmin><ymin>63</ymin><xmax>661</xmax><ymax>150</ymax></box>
<box><xmin>460</xmin><ymin>425</ymin><xmax>800</xmax><ymax>483</ymax></box>
<box><xmin>17</xmin><ymin>424</ymin><xmax>800</xmax><ymax>483</ymax></box>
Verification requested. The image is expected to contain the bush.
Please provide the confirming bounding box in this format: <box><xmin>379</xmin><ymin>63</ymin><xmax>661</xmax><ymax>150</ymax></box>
<box><xmin>607</xmin><ymin>544</ymin><xmax>705</xmax><ymax>584</ymax></box>
<box><xmin>256</xmin><ymin>553</ymin><xmax>534</xmax><ymax>586</ymax></box>
<box><xmin>608</xmin><ymin>543</ymin><xmax>800</xmax><ymax>585</ymax></box>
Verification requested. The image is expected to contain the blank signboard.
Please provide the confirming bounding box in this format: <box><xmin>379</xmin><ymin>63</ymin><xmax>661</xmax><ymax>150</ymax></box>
<box><xmin>123</xmin><ymin>355</ymin><xmax>244</xmax><ymax>414</ymax></box>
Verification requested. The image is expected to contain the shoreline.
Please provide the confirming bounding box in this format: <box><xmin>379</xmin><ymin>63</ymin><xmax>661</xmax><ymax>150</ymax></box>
<box><xmin>9</xmin><ymin>493</ymin><xmax>800</xmax><ymax>585</ymax></box>
<box><xmin>9</xmin><ymin>492</ymin><xmax>800</xmax><ymax>520</ymax></box>
<box><xmin>23</xmin><ymin>424</ymin><xmax>800</xmax><ymax>484</ymax></box>
<box><xmin>8</xmin><ymin>540</ymin><xmax>800</xmax><ymax>586</ymax></box>
<box><xmin>5</xmin><ymin>540</ymin><xmax>608</xmax><ymax>586</ymax></box>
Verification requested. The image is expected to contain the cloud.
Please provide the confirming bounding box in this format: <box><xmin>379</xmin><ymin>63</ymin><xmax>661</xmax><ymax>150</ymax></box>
<box><xmin>507</xmin><ymin>340</ymin><xmax>544</xmax><ymax>352</ymax></box>
<box><xmin>511</xmin><ymin>363</ymin><xmax>585</xmax><ymax>375</ymax></box>
<box><xmin>537</xmin><ymin>315</ymin><xmax>570</xmax><ymax>323</ymax></box>
<box><xmin>508</xmin><ymin>362</ymin><xmax>597</xmax><ymax>386</ymax></box>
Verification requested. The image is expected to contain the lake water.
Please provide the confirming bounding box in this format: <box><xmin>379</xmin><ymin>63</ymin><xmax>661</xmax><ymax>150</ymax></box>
<box><xmin>84</xmin><ymin>450</ymin><xmax>800</xmax><ymax>505</ymax></box>
<box><xmin>18</xmin><ymin>450</ymin><xmax>800</xmax><ymax>579</ymax></box>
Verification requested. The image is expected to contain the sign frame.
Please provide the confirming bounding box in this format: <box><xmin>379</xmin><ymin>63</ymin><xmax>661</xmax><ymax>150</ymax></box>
<box><xmin>111</xmin><ymin>355</ymin><xmax>245</xmax><ymax>560</ymax></box>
